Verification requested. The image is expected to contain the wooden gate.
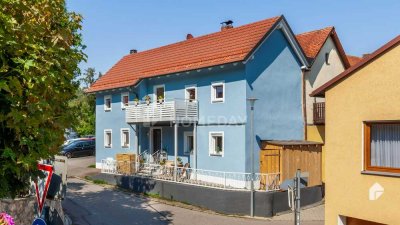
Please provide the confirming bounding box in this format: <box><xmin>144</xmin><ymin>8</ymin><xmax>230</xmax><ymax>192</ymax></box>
<box><xmin>259</xmin><ymin>144</ymin><xmax>281</xmax><ymax>190</ymax></box>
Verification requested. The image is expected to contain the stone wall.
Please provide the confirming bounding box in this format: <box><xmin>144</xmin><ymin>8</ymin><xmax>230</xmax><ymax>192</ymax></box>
<box><xmin>0</xmin><ymin>197</ymin><xmax>36</xmax><ymax>224</ymax></box>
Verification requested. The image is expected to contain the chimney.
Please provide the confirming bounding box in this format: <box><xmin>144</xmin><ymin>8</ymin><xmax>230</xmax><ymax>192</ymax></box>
<box><xmin>186</xmin><ymin>33</ymin><xmax>194</xmax><ymax>40</ymax></box>
<box><xmin>130</xmin><ymin>49</ymin><xmax>137</xmax><ymax>54</ymax></box>
<box><xmin>220</xmin><ymin>20</ymin><xmax>234</xmax><ymax>31</ymax></box>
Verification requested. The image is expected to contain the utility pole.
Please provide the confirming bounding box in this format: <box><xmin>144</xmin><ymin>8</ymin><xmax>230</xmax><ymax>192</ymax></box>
<box><xmin>247</xmin><ymin>98</ymin><xmax>257</xmax><ymax>217</ymax></box>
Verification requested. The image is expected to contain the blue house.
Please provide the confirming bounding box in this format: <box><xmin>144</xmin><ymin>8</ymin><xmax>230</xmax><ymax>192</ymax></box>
<box><xmin>87</xmin><ymin>15</ymin><xmax>349</xmax><ymax>187</ymax></box>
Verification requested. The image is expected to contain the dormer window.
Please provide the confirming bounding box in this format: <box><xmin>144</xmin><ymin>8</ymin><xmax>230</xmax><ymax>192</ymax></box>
<box><xmin>104</xmin><ymin>95</ymin><xmax>111</xmax><ymax>111</ymax></box>
<box><xmin>121</xmin><ymin>92</ymin><xmax>129</xmax><ymax>109</ymax></box>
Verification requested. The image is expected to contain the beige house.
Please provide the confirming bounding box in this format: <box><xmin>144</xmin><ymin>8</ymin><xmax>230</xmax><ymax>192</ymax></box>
<box><xmin>312</xmin><ymin>35</ymin><xmax>400</xmax><ymax>225</ymax></box>
<box><xmin>296</xmin><ymin>27</ymin><xmax>358</xmax><ymax>181</ymax></box>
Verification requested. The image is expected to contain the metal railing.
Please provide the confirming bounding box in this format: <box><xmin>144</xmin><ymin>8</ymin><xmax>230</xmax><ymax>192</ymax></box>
<box><xmin>125</xmin><ymin>98</ymin><xmax>198</xmax><ymax>123</ymax></box>
<box><xmin>313</xmin><ymin>102</ymin><xmax>325</xmax><ymax>125</ymax></box>
<box><xmin>100</xmin><ymin>160</ymin><xmax>280</xmax><ymax>191</ymax></box>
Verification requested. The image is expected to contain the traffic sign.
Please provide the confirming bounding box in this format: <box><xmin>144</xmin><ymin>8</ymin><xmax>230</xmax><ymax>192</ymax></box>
<box><xmin>34</xmin><ymin>164</ymin><xmax>53</xmax><ymax>216</ymax></box>
<box><xmin>32</xmin><ymin>218</ymin><xmax>47</xmax><ymax>225</ymax></box>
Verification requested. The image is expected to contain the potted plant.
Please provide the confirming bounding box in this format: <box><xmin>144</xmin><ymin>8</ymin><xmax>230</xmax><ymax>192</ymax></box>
<box><xmin>133</xmin><ymin>97</ymin><xmax>139</xmax><ymax>106</ymax></box>
<box><xmin>177</xmin><ymin>157</ymin><xmax>183</xmax><ymax>166</ymax></box>
<box><xmin>144</xmin><ymin>95</ymin><xmax>151</xmax><ymax>105</ymax></box>
<box><xmin>157</xmin><ymin>95</ymin><xmax>164</xmax><ymax>104</ymax></box>
<box><xmin>159</xmin><ymin>158</ymin><xmax>166</xmax><ymax>165</ymax></box>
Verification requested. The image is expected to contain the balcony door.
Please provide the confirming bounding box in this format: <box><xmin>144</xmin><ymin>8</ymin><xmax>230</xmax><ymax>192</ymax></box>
<box><xmin>150</xmin><ymin>127</ymin><xmax>162</xmax><ymax>155</ymax></box>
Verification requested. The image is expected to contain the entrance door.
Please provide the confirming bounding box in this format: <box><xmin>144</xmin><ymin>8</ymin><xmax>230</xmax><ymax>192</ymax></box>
<box><xmin>151</xmin><ymin>128</ymin><xmax>162</xmax><ymax>154</ymax></box>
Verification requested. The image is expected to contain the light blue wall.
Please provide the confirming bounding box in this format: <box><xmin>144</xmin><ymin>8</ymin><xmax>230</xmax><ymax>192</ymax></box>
<box><xmin>244</xmin><ymin>29</ymin><xmax>304</xmax><ymax>173</ymax></box>
<box><xmin>95</xmin><ymin>89</ymin><xmax>137</xmax><ymax>164</ymax></box>
<box><xmin>95</xmin><ymin>65</ymin><xmax>248</xmax><ymax>172</ymax></box>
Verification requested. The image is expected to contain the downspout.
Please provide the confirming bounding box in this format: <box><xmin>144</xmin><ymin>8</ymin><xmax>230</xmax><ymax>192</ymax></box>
<box><xmin>301</xmin><ymin>66</ymin><xmax>309</xmax><ymax>140</ymax></box>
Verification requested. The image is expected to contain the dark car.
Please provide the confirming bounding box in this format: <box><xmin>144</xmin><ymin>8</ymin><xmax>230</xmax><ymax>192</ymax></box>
<box><xmin>60</xmin><ymin>139</ymin><xmax>95</xmax><ymax>158</ymax></box>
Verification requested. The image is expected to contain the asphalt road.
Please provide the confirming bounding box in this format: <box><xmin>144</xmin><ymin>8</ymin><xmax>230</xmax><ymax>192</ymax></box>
<box><xmin>63</xmin><ymin>157</ymin><xmax>324</xmax><ymax>225</ymax></box>
<box><xmin>67</xmin><ymin>156</ymin><xmax>99</xmax><ymax>177</ymax></box>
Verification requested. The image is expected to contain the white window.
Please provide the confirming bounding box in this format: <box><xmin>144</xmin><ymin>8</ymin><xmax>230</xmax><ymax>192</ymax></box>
<box><xmin>104</xmin><ymin>95</ymin><xmax>112</xmax><ymax>111</ymax></box>
<box><xmin>104</xmin><ymin>129</ymin><xmax>112</xmax><ymax>148</ymax></box>
<box><xmin>184</xmin><ymin>132</ymin><xmax>194</xmax><ymax>155</ymax></box>
<box><xmin>185</xmin><ymin>86</ymin><xmax>197</xmax><ymax>101</ymax></box>
<box><xmin>121</xmin><ymin>128</ymin><xmax>130</xmax><ymax>148</ymax></box>
<box><xmin>209</xmin><ymin>132</ymin><xmax>224</xmax><ymax>156</ymax></box>
<box><xmin>121</xmin><ymin>92</ymin><xmax>129</xmax><ymax>109</ymax></box>
<box><xmin>153</xmin><ymin>84</ymin><xmax>165</xmax><ymax>102</ymax></box>
<box><xmin>211</xmin><ymin>82</ymin><xmax>224</xmax><ymax>103</ymax></box>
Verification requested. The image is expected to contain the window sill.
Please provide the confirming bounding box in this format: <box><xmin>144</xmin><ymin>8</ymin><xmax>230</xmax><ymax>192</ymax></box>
<box><xmin>361</xmin><ymin>170</ymin><xmax>400</xmax><ymax>178</ymax></box>
<box><xmin>209</xmin><ymin>154</ymin><xmax>223</xmax><ymax>157</ymax></box>
<box><xmin>122</xmin><ymin>146</ymin><xmax>129</xmax><ymax>148</ymax></box>
<box><xmin>211</xmin><ymin>99</ymin><xmax>224</xmax><ymax>103</ymax></box>
<box><xmin>105</xmin><ymin>146</ymin><xmax>112</xmax><ymax>148</ymax></box>
<box><xmin>104</xmin><ymin>109</ymin><xmax>112</xmax><ymax>112</ymax></box>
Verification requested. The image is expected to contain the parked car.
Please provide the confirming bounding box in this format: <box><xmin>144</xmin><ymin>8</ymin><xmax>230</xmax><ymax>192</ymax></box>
<box><xmin>60</xmin><ymin>139</ymin><xmax>95</xmax><ymax>158</ymax></box>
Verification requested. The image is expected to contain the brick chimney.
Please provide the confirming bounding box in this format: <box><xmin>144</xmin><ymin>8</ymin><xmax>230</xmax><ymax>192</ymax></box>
<box><xmin>130</xmin><ymin>49</ymin><xmax>137</xmax><ymax>54</ymax></box>
<box><xmin>186</xmin><ymin>33</ymin><xmax>194</xmax><ymax>40</ymax></box>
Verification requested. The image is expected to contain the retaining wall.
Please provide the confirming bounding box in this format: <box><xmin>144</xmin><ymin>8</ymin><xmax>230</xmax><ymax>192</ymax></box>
<box><xmin>92</xmin><ymin>173</ymin><xmax>323</xmax><ymax>217</ymax></box>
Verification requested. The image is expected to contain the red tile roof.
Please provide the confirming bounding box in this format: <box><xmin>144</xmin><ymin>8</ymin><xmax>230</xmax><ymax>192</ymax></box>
<box><xmin>311</xmin><ymin>35</ymin><xmax>400</xmax><ymax>97</ymax></box>
<box><xmin>87</xmin><ymin>16</ymin><xmax>282</xmax><ymax>93</ymax></box>
<box><xmin>296</xmin><ymin>27</ymin><xmax>350</xmax><ymax>68</ymax></box>
<box><xmin>346</xmin><ymin>55</ymin><xmax>362</xmax><ymax>66</ymax></box>
<box><xmin>296</xmin><ymin>27</ymin><xmax>334</xmax><ymax>59</ymax></box>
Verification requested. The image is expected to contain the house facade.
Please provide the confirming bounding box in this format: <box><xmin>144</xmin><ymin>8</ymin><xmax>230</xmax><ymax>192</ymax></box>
<box><xmin>312</xmin><ymin>35</ymin><xmax>400</xmax><ymax>225</ymax></box>
<box><xmin>88</xmin><ymin>16</ymin><xmax>348</xmax><ymax>184</ymax></box>
<box><xmin>296</xmin><ymin>27</ymin><xmax>353</xmax><ymax>181</ymax></box>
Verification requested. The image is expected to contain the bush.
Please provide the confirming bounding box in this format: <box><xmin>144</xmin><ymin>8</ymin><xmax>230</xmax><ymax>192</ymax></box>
<box><xmin>0</xmin><ymin>0</ymin><xmax>86</xmax><ymax>198</ymax></box>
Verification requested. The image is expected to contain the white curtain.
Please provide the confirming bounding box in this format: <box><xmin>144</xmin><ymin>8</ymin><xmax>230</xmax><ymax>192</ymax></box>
<box><xmin>371</xmin><ymin>124</ymin><xmax>400</xmax><ymax>168</ymax></box>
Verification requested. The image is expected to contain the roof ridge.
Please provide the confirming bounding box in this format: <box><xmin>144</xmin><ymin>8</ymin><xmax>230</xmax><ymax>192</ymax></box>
<box><xmin>122</xmin><ymin>16</ymin><xmax>282</xmax><ymax>59</ymax></box>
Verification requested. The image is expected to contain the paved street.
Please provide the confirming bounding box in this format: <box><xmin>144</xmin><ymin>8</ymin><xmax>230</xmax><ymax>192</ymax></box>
<box><xmin>63</xmin><ymin>156</ymin><xmax>324</xmax><ymax>225</ymax></box>
<box><xmin>67</xmin><ymin>156</ymin><xmax>99</xmax><ymax>177</ymax></box>
<box><xmin>63</xmin><ymin>178</ymin><xmax>323</xmax><ymax>225</ymax></box>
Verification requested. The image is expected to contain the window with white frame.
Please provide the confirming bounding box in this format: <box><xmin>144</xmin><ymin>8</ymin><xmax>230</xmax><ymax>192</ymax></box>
<box><xmin>104</xmin><ymin>129</ymin><xmax>112</xmax><ymax>148</ymax></box>
<box><xmin>185</xmin><ymin>86</ymin><xmax>197</xmax><ymax>101</ymax></box>
<box><xmin>211</xmin><ymin>82</ymin><xmax>224</xmax><ymax>103</ymax></box>
<box><xmin>209</xmin><ymin>132</ymin><xmax>224</xmax><ymax>156</ymax></box>
<box><xmin>121</xmin><ymin>92</ymin><xmax>129</xmax><ymax>109</ymax></box>
<box><xmin>121</xmin><ymin>129</ymin><xmax>130</xmax><ymax>148</ymax></box>
<box><xmin>184</xmin><ymin>132</ymin><xmax>194</xmax><ymax>155</ymax></box>
<box><xmin>104</xmin><ymin>95</ymin><xmax>112</xmax><ymax>111</ymax></box>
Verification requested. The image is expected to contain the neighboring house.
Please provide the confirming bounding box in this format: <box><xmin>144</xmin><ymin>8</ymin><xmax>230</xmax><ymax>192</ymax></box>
<box><xmin>87</xmin><ymin>15</ymin><xmax>348</xmax><ymax>187</ymax></box>
<box><xmin>295</xmin><ymin>27</ymin><xmax>351</xmax><ymax>182</ymax></box>
<box><xmin>311</xmin><ymin>35</ymin><xmax>400</xmax><ymax>225</ymax></box>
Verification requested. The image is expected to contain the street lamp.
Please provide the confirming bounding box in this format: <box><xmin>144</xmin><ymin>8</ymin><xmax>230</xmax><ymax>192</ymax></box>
<box><xmin>247</xmin><ymin>97</ymin><xmax>258</xmax><ymax>217</ymax></box>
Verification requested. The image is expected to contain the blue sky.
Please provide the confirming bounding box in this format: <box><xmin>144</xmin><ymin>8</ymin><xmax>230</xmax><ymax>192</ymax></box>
<box><xmin>67</xmin><ymin>0</ymin><xmax>400</xmax><ymax>75</ymax></box>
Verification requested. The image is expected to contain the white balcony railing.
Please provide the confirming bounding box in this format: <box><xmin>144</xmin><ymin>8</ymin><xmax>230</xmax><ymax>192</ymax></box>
<box><xmin>125</xmin><ymin>99</ymin><xmax>198</xmax><ymax>123</ymax></box>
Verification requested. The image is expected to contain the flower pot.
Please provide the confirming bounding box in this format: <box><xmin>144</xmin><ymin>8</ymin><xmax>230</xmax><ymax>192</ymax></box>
<box><xmin>134</xmin><ymin>101</ymin><xmax>139</xmax><ymax>106</ymax></box>
<box><xmin>146</xmin><ymin>100</ymin><xmax>150</xmax><ymax>105</ymax></box>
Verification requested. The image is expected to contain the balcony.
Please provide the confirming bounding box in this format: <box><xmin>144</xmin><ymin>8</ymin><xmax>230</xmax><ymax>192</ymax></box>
<box><xmin>126</xmin><ymin>99</ymin><xmax>198</xmax><ymax>123</ymax></box>
<box><xmin>313</xmin><ymin>102</ymin><xmax>325</xmax><ymax>125</ymax></box>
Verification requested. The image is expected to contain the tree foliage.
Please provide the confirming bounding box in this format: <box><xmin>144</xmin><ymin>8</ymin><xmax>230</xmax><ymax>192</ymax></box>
<box><xmin>70</xmin><ymin>68</ymin><xmax>97</xmax><ymax>136</ymax></box>
<box><xmin>0</xmin><ymin>0</ymin><xmax>86</xmax><ymax>198</ymax></box>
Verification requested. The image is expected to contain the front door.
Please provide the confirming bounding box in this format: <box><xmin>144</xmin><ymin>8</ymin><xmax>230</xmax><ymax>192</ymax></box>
<box><xmin>152</xmin><ymin>128</ymin><xmax>162</xmax><ymax>154</ymax></box>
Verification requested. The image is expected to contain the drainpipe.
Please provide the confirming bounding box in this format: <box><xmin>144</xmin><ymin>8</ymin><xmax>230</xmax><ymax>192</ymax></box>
<box><xmin>301</xmin><ymin>67</ymin><xmax>309</xmax><ymax>140</ymax></box>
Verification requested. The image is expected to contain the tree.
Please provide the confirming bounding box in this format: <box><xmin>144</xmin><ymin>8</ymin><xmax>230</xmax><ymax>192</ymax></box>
<box><xmin>70</xmin><ymin>67</ymin><xmax>97</xmax><ymax>136</ymax></box>
<box><xmin>0</xmin><ymin>0</ymin><xmax>86</xmax><ymax>198</ymax></box>
<box><xmin>80</xmin><ymin>67</ymin><xmax>96</xmax><ymax>88</ymax></box>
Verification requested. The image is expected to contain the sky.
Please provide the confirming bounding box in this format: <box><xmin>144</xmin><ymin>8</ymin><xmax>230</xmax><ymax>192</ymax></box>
<box><xmin>67</xmin><ymin>0</ymin><xmax>400</xmax><ymax>76</ymax></box>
